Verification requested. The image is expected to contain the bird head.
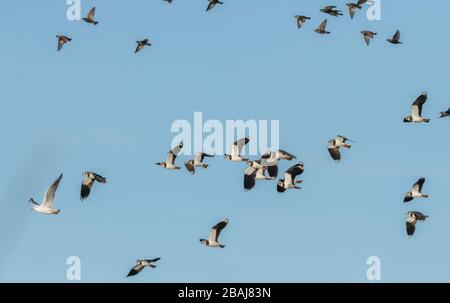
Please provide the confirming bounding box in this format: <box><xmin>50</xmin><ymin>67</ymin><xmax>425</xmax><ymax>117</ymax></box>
<box><xmin>403</xmin><ymin>116</ymin><xmax>412</xmax><ymax>123</ymax></box>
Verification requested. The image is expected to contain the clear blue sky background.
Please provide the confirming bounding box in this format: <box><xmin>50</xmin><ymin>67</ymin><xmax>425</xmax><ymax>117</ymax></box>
<box><xmin>1</xmin><ymin>0</ymin><xmax>450</xmax><ymax>282</ymax></box>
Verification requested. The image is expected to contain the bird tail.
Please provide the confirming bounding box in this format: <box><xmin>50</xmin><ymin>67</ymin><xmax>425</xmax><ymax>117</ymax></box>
<box><xmin>424</xmin><ymin>119</ymin><xmax>430</xmax><ymax>123</ymax></box>
<box><xmin>219</xmin><ymin>244</ymin><xmax>226</xmax><ymax>248</ymax></box>
<box><xmin>423</xmin><ymin>194</ymin><xmax>429</xmax><ymax>198</ymax></box>
<box><xmin>93</xmin><ymin>21</ymin><xmax>99</xmax><ymax>25</ymax></box>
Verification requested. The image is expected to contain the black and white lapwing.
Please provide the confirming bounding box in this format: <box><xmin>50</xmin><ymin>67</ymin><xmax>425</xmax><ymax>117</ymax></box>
<box><xmin>224</xmin><ymin>137</ymin><xmax>250</xmax><ymax>162</ymax></box>
<box><xmin>361</xmin><ymin>31</ymin><xmax>377</xmax><ymax>46</ymax></box>
<box><xmin>206</xmin><ymin>0</ymin><xmax>223</xmax><ymax>12</ymax></box>
<box><xmin>295</xmin><ymin>15</ymin><xmax>311</xmax><ymax>29</ymax></box>
<box><xmin>82</xmin><ymin>7</ymin><xmax>99</xmax><ymax>25</ymax></box>
<box><xmin>387</xmin><ymin>30</ymin><xmax>402</xmax><ymax>44</ymax></box>
<box><xmin>135</xmin><ymin>39</ymin><xmax>151</xmax><ymax>54</ymax></box>
<box><xmin>404</xmin><ymin>177</ymin><xmax>429</xmax><ymax>203</ymax></box>
<box><xmin>346</xmin><ymin>3</ymin><xmax>362</xmax><ymax>19</ymax></box>
<box><xmin>80</xmin><ymin>172</ymin><xmax>107</xmax><ymax>201</ymax></box>
<box><xmin>156</xmin><ymin>142</ymin><xmax>183</xmax><ymax>170</ymax></box>
<box><xmin>184</xmin><ymin>152</ymin><xmax>215</xmax><ymax>174</ymax></box>
<box><xmin>327</xmin><ymin>135</ymin><xmax>354</xmax><ymax>162</ymax></box>
<box><xmin>244</xmin><ymin>160</ymin><xmax>274</xmax><ymax>191</ymax></box>
<box><xmin>314</xmin><ymin>19</ymin><xmax>330</xmax><ymax>34</ymax></box>
<box><xmin>29</xmin><ymin>174</ymin><xmax>63</xmax><ymax>215</ymax></box>
<box><xmin>438</xmin><ymin>108</ymin><xmax>450</xmax><ymax>119</ymax></box>
<box><xmin>200</xmin><ymin>219</ymin><xmax>228</xmax><ymax>248</ymax></box>
<box><xmin>406</xmin><ymin>211</ymin><xmax>428</xmax><ymax>238</ymax></box>
<box><xmin>56</xmin><ymin>35</ymin><xmax>71</xmax><ymax>52</ymax></box>
<box><xmin>261</xmin><ymin>149</ymin><xmax>296</xmax><ymax>178</ymax></box>
<box><xmin>126</xmin><ymin>258</ymin><xmax>161</xmax><ymax>277</ymax></box>
<box><xmin>277</xmin><ymin>163</ymin><xmax>304</xmax><ymax>193</ymax></box>
<box><xmin>320</xmin><ymin>6</ymin><xmax>343</xmax><ymax>17</ymax></box>
<box><xmin>403</xmin><ymin>92</ymin><xmax>430</xmax><ymax>123</ymax></box>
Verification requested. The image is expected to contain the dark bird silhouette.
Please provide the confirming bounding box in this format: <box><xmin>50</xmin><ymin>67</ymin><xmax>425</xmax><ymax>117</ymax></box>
<box><xmin>135</xmin><ymin>39</ymin><xmax>151</xmax><ymax>53</ymax></box>
<box><xmin>361</xmin><ymin>31</ymin><xmax>377</xmax><ymax>45</ymax></box>
<box><xmin>320</xmin><ymin>6</ymin><xmax>343</xmax><ymax>17</ymax></box>
<box><xmin>314</xmin><ymin>19</ymin><xmax>330</xmax><ymax>34</ymax></box>
<box><xmin>387</xmin><ymin>30</ymin><xmax>402</xmax><ymax>44</ymax></box>
<box><xmin>406</xmin><ymin>211</ymin><xmax>428</xmax><ymax>238</ymax></box>
<box><xmin>82</xmin><ymin>7</ymin><xmax>99</xmax><ymax>25</ymax></box>
<box><xmin>439</xmin><ymin>108</ymin><xmax>450</xmax><ymax>119</ymax></box>
<box><xmin>206</xmin><ymin>0</ymin><xmax>223</xmax><ymax>12</ymax></box>
<box><xmin>56</xmin><ymin>35</ymin><xmax>71</xmax><ymax>52</ymax></box>
<box><xmin>346</xmin><ymin>3</ymin><xmax>362</xmax><ymax>19</ymax></box>
<box><xmin>294</xmin><ymin>15</ymin><xmax>311</xmax><ymax>29</ymax></box>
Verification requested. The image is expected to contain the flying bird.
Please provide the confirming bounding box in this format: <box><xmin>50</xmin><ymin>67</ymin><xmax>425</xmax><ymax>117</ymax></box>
<box><xmin>56</xmin><ymin>35</ymin><xmax>71</xmax><ymax>52</ymax></box>
<box><xmin>80</xmin><ymin>172</ymin><xmax>107</xmax><ymax>201</ymax></box>
<box><xmin>387</xmin><ymin>30</ymin><xmax>402</xmax><ymax>44</ymax></box>
<box><xmin>327</xmin><ymin>135</ymin><xmax>354</xmax><ymax>162</ymax></box>
<box><xmin>184</xmin><ymin>152</ymin><xmax>215</xmax><ymax>174</ymax></box>
<box><xmin>82</xmin><ymin>7</ymin><xmax>99</xmax><ymax>25</ymax></box>
<box><xmin>29</xmin><ymin>174</ymin><xmax>63</xmax><ymax>215</ymax></box>
<box><xmin>277</xmin><ymin>163</ymin><xmax>304</xmax><ymax>193</ymax></box>
<box><xmin>200</xmin><ymin>219</ymin><xmax>228</xmax><ymax>248</ymax></box>
<box><xmin>295</xmin><ymin>15</ymin><xmax>311</xmax><ymax>29</ymax></box>
<box><xmin>156</xmin><ymin>142</ymin><xmax>184</xmax><ymax>170</ymax></box>
<box><xmin>346</xmin><ymin>3</ymin><xmax>362</xmax><ymax>19</ymax></box>
<box><xmin>127</xmin><ymin>258</ymin><xmax>161</xmax><ymax>277</ymax></box>
<box><xmin>135</xmin><ymin>39</ymin><xmax>151</xmax><ymax>53</ymax></box>
<box><xmin>406</xmin><ymin>211</ymin><xmax>428</xmax><ymax>238</ymax></box>
<box><xmin>206</xmin><ymin>0</ymin><xmax>223</xmax><ymax>12</ymax></box>
<box><xmin>261</xmin><ymin>149</ymin><xmax>296</xmax><ymax>178</ymax></box>
<box><xmin>403</xmin><ymin>92</ymin><xmax>430</xmax><ymax>123</ymax></box>
<box><xmin>224</xmin><ymin>137</ymin><xmax>250</xmax><ymax>162</ymax></box>
<box><xmin>244</xmin><ymin>160</ymin><xmax>273</xmax><ymax>191</ymax></box>
<box><xmin>314</xmin><ymin>19</ymin><xmax>330</xmax><ymax>34</ymax></box>
<box><xmin>320</xmin><ymin>6</ymin><xmax>343</xmax><ymax>17</ymax></box>
<box><xmin>404</xmin><ymin>177</ymin><xmax>429</xmax><ymax>203</ymax></box>
<box><xmin>439</xmin><ymin>108</ymin><xmax>450</xmax><ymax>119</ymax></box>
<box><xmin>361</xmin><ymin>31</ymin><xmax>377</xmax><ymax>45</ymax></box>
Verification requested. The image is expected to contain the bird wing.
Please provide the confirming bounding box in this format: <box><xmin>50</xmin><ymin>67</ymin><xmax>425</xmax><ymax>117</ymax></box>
<box><xmin>393</xmin><ymin>30</ymin><xmax>400</xmax><ymax>42</ymax></box>
<box><xmin>244</xmin><ymin>166</ymin><xmax>257</xmax><ymax>190</ymax></box>
<box><xmin>144</xmin><ymin>257</ymin><xmax>161</xmax><ymax>263</ymax></box>
<box><xmin>209</xmin><ymin>219</ymin><xmax>228</xmax><ymax>242</ymax></box>
<box><xmin>328</xmin><ymin>147</ymin><xmax>341</xmax><ymax>161</ymax></box>
<box><xmin>57</xmin><ymin>38</ymin><xmax>65</xmax><ymax>51</ymax></box>
<box><xmin>412</xmin><ymin>178</ymin><xmax>425</xmax><ymax>193</ymax></box>
<box><xmin>267</xmin><ymin>165</ymin><xmax>278</xmax><ymax>178</ymax></box>
<box><xmin>412</xmin><ymin>211</ymin><xmax>428</xmax><ymax>221</ymax></box>
<box><xmin>167</xmin><ymin>142</ymin><xmax>183</xmax><ymax>164</ymax></box>
<box><xmin>286</xmin><ymin>163</ymin><xmax>304</xmax><ymax>179</ymax></box>
<box><xmin>319</xmin><ymin>19</ymin><xmax>328</xmax><ymax>31</ymax></box>
<box><xmin>92</xmin><ymin>173</ymin><xmax>107</xmax><ymax>183</ymax></box>
<box><xmin>43</xmin><ymin>174</ymin><xmax>63</xmax><ymax>208</ymax></box>
<box><xmin>231</xmin><ymin>137</ymin><xmax>249</xmax><ymax>156</ymax></box>
<box><xmin>127</xmin><ymin>264</ymin><xmax>144</xmax><ymax>277</ymax></box>
<box><xmin>87</xmin><ymin>7</ymin><xmax>96</xmax><ymax>19</ymax></box>
<box><xmin>412</xmin><ymin>93</ymin><xmax>427</xmax><ymax>117</ymax></box>
<box><xmin>348</xmin><ymin>6</ymin><xmax>356</xmax><ymax>18</ymax></box>
<box><xmin>278</xmin><ymin>149</ymin><xmax>296</xmax><ymax>160</ymax></box>
<box><xmin>406</xmin><ymin>221</ymin><xmax>416</xmax><ymax>237</ymax></box>
<box><xmin>200</xmin><ymin>152</ymin><xmax>214</xmax><ymax>162</ymax></box>
<box><xmin>363</xmin><ymin>34</ymin><xmax>371</xmax><ymax>45</ymax></box>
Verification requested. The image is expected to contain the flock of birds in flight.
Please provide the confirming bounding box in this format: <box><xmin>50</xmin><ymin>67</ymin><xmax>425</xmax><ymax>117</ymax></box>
<box><xmin>30</xmin><ymin>1</ymin><xmax>450</xmax><ymax>278</ymax></box>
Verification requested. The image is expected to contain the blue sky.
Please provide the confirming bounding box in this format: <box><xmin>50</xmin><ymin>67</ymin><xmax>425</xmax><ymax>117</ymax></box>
<box><xmin>1</xmin><ymin>0</ymin><xmax>450</xmax><ymax>282</ymax></box>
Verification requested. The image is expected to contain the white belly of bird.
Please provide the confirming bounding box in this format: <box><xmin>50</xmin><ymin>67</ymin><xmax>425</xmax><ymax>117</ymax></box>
<box><xmin>165</xmin><ymin>163</ymin><xmax>177</xmax><ymax>169</ymax></box>
<box><xmin>34</xmin><ymin>206</ymin><xmax>59</xmax><ymax>215</ymax></box>
<box><xmin>208</xmin><ymin>241</ymin><xmax>221</xmax><ymax>247</ymax></box>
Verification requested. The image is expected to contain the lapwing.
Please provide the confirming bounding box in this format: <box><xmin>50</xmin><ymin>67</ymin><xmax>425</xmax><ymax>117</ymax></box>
<box><xmin>200</xmin><ymin>219</ymin><xmax>228</xmax><ymax>248</ymax></box>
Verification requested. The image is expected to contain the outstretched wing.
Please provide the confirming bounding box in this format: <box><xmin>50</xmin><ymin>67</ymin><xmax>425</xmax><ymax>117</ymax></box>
<box><xmin>406</xmin><ymin>221</ymin><xmax>416</xmax><ymax>237</ymax></box>
<box><xmin>393</xmin><ymin>30</ymin><xmax>400</xmax><ymax>42</ymax></box>
<box><xmin>328</xmin><ymin>147</ymin><xmax>341</xmax><ymax>161</ymax></box>
<box><xmin>412</xmin><ymin>177</ymin><xmax>425</xmax><ymax>193</ymax></box>
<box><xmin>231</xmin><ymin>137</ymin><xmax>249</xmax><ymax>156</ymax></box>
<box><xmin>87</xmin><ymin>7</ymin><xmax>96</xmax><ymax>19</ymax></box>
<box><xmin>92</xmin><ymin>173</ymin><xmax>107</xmax><ymax>183</ymax></box>
<box><xmin>127</xmin><ymin>264</ymin><xmax>144</xmax><ymax>277</ymax></box>
<box><xmin>319</xmin><ymin>19</ymin><xmax>328</xmax><ymax>31</ymax></box>
<box><xmin>209</xmin><ymin>219</ymin><xmax>228</xmax><ymax>242</ymax></box>
<box><xmin>412</xmin><ymin>93</ymin><xmax>427</xmax><ymax>117</ymax></box>
<box><xmin>43</xmin><ymin>174</ymin><xmax>63</xmax><ymax>208</ymax></box>
<box><xmin>244</xmin><ymin>167</ymin><xmax>257</xmax><ymax>191</ymax></box>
